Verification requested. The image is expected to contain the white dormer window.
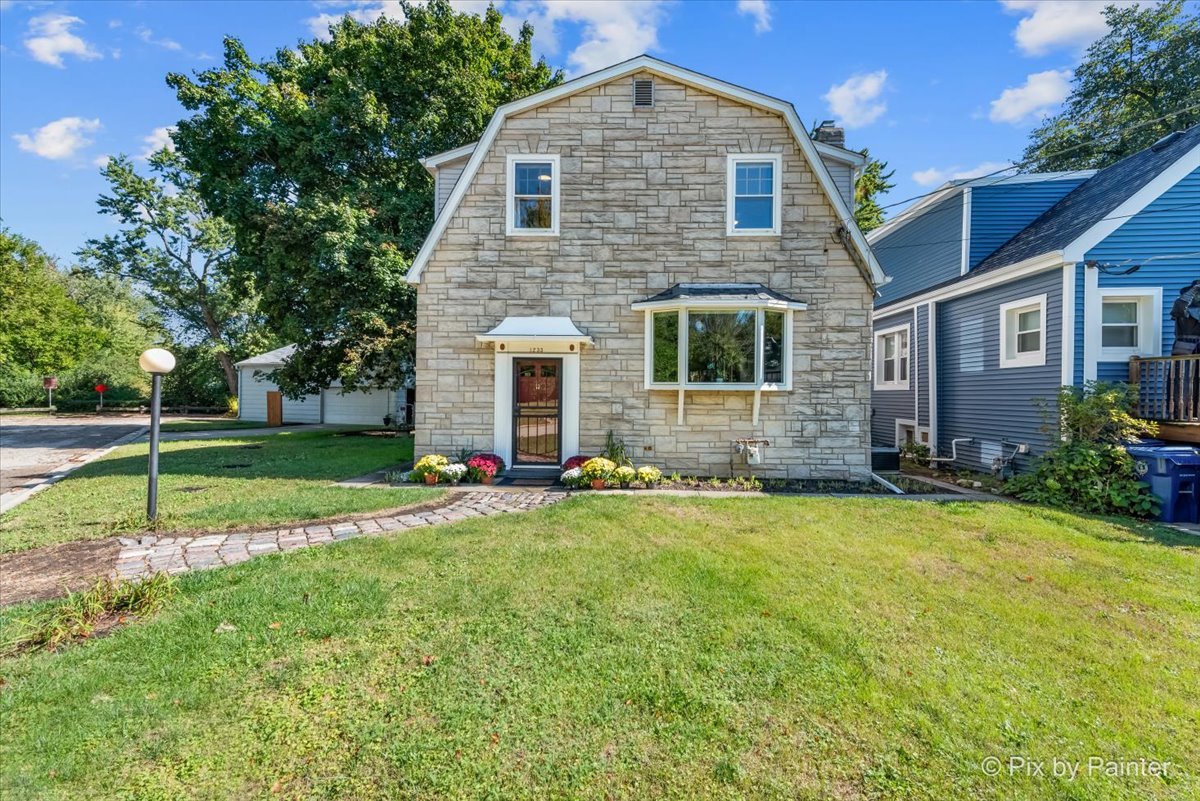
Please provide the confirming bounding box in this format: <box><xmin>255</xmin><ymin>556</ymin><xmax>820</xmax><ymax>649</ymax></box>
<box><xmin>506</xmin><ymin>154</ymin><xmax>559</xmax><ymax>236</ymax></box>
<box><xmin>727</xmin><ymin>153</ymin><xmax>782</xmax><ymax>236</ymax></box>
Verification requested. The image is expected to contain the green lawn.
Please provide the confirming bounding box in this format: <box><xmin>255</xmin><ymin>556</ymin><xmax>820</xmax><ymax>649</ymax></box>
<box><xmin>1</xmin><ymin>496</ymin><xmax>1196</xmax><ymax>799</ymax></box>
<box><xmin>0</xmin><ymin>430</ymin><xmax>434</xmax><ymax>553</ymax></box>
<box><xmin>159</xmin><ymin>418</ymin><xmax>274</xmax><ymax>433</ymax></box>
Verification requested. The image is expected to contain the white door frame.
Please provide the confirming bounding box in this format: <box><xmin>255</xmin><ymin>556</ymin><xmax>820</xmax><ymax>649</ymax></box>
<box><xmin>493</xmin><ymin>350</ymin><xmax>580</xmax><ymax>469</ymax></box>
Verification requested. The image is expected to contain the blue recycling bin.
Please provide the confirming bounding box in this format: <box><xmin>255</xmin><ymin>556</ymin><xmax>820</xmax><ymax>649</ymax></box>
<box><xmin>1125</xmin><ymin>445</ymin><xmax>1200</xmax><ymax>523</ymax></box>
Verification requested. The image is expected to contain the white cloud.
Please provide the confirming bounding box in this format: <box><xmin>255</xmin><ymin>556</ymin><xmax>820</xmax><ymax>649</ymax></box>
<box><xmin>989</xmin><ymin>68</ymin><xmax>1071</xmax><ymax>124</ymax></box>
<box><xmin>139</xmin><ymin>126</ymin><xmax>176</xmax><ymax>160</ymax></box>
<box><xmin>518</xmin><ymin>1</ymin><xmax>669</xmax><ymax>75</ymax></box>
<box><xmin>24</xmin><ymin>13</ymin><xmax>102</xmax><ymax>68</ymax></box>
<box><xmin>13</xmin><ymin>117</ymin><xmax>102</xmax><ymax>160</ymax></box>
<box><xmin>737</xmin><ymin>0</ymin><xmax>771</xmax><ymax>34</ymax></box>
<box><xmin>135</xmin><ymin>25</ymin><xmax>182</xmax><ymax>51</ymax></box>
<box><xmin>823</xmin><ymin>70</ymin><xmax>888</xmax><ymax>129</ymax></box>
<box><xmin>912</xmin><ymin>160</ymin><xmax>1014</xmax><ymax>187</ymax></box>
<box><xmin>93</xmin><ymin>154</ymin><xmax>112</xmax><ymax>168</ymax></box>
<box><xmin>1000</xmin><ymin>0</ymin><xmax>1135</xmax><ymax>56</ymax></box>
<box><xmin>306</xmin><ymin>1</ymin><xmax>404</xmax><ymax>39</ymax></box>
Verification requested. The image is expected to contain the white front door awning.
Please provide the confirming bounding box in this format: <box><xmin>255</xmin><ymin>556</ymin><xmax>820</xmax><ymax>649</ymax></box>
<box><xmin>476</xmin><ymin>317</ymin><xmax>594</xmax><ymax>351</ymax></box>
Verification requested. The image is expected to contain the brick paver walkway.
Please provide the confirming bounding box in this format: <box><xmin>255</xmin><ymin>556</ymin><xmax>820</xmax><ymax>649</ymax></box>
<box><xmin>112</xmin><ymin>490</ymin><xmax>565</xmax><ymax>582</ymax></box>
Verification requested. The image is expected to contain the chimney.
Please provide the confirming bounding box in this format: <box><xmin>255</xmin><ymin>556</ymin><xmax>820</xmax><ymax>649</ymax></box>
<box><xmin>813</xmin><ymin>120</ymin><xmax>845</xmax><ymax>148</ymax></box>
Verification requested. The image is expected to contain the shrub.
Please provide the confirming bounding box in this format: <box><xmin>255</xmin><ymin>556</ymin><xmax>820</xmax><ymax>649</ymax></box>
<box><xmin>1006</xmin><ymin>382</ymin><xmax>1160</xmax><ymax>518</ymax></box>
<box><xmin>613</xmin><ymin>465</ymin><xmax>637</xmax><ymax>486</ymax></box>
<box><xmin>637</xmin><ymin>466</ymin><xmax>662</xmax><ymax>486</ymax></box>
<box><xmin>559</xmin><ymin>467</ymin><xmax>585</xmax><ymax>488</ymax></box>
<box><xmin>467</xmin><ymin>453</ymin><xmax>505</xmax><ymax>480</ymax></box>
<box><xmin>412</xmin><ymin>454</ymin><xmax>449</xmax><ymax>480</ymax></box>
<box><xmin>1006</xmin><ymin>441</ymin><xmax>1159</xmax><ymax>517</ymax></box>
<box><xmin>580</xmin><ymin>457</ymin><xmax>616</xmax><ymax>482</ymax></box>
<box><xmin>601</xmin><ymin>431</ymin><xmax>634</xmax><ymax>467</ymax></box>
<box><xmin>900</xmin><ymin>442</ymin><xmax>930</xmax><ymax>466</ymax></box>
<box><xmin>224</xmin><ymin>395</ymin><xmax>239</xmax><ymax>418</ymax></box>
<box><xmin>562</xmin><ymin>455</ymin><xmax>589</xmax><ymax>471</ymax></box>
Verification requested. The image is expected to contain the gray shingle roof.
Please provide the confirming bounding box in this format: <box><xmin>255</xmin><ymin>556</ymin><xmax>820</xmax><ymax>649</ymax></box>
<box><xmin>975</xmin><ymin>125</ymin><xmax>1200</xmax><ymax>273</ymax></box>
<box><xmin>634</xmin><ymin>283</ymin><xmax>805</xmax><ymax>306</ymax></box>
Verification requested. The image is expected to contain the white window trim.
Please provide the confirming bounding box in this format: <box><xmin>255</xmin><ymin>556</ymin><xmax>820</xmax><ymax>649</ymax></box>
<box><xmin>726</xmin><ymin>153</ymin><xmax>782</xmax><ymax>236</ymax></box>
<box><xmin>641</xmin><ymin>305</ymin><xmax>794</xmax><ymax>391</ymax></box>
<box><xmin>998</xmin><ymin>294</ymin><xmax>1047</xmax><ymax>369</ymax></box>
<box><xmin>1096</xmin><ymin>287</ymin><xmax>1162</xmax><ymax>361</ymax></box>
<box><xmin>505</xmin><ymin>153</ymin><xmax>560</xmax><ymax>237</ymax></box>
<box><xmin>874</xmin><ymin>323</ymin><xmax>910</xmax><ymax>391</ymax></box>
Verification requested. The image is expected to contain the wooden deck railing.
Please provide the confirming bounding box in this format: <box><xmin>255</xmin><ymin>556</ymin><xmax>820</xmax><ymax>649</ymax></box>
<box><xmin>1129</xmin><ymin>354</ymin><xmax>1200</xmax><ymax>423</ymax></box>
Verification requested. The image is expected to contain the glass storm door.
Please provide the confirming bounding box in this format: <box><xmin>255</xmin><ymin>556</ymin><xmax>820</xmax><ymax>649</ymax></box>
<box><xmin>512</xmin><ymin>358</ymin><xmax>562</xmax><ymax>465</ymax></box>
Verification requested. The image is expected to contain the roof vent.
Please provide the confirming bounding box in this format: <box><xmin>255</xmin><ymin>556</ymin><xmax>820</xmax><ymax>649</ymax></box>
<box><xmin>1151</xmin><ymin>130</ymin><xmax>1182</xmax><ymax>151</ymax></box>
<box><xmin>632</xmin><ymin>78</ymin><xmax>655</xmax><ymax>109</ymax></box>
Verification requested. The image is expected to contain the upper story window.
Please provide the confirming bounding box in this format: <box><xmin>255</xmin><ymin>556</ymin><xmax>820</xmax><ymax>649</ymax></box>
<box><xmin>999</xmin><ymin>294</ymin><xmax>1046</xmax><ymax>369</ymax></box>
<box><xmin>1098</xmin><ymin>288</ymin><xmax>1160</xmax><ymax>360</ymax></box>
<box><xmin>506</xmin><ymin>154</ymin><xmax>559</xmax><ymax>236</ymax></box>
<box><xmin>727</xmin><ymin>154</ymin><xmax>782</xmax><ymax>236</ymax></box>
<box><xmin>875</xmin><ymin>324</ymin><xmax>909</xmax><ymax>390</ymax></box>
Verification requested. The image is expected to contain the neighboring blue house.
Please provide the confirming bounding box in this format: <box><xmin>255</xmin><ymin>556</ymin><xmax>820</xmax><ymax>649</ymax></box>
<box><xmin>870</xmin><ymin>125</ymin><xmax>1200</xmax><ymax>474</ymax></box>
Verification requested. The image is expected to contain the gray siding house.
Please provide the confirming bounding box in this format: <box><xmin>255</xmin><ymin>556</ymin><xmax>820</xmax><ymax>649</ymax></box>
<box><xmin>407</xmin><ymin>55</ymin><xmax>889</xmax><ymax>479</ymax></box>
<box><xmin>870</xmin><ymin>126</ymin><xmax>1200</xmax><ymax>474</ymax></box>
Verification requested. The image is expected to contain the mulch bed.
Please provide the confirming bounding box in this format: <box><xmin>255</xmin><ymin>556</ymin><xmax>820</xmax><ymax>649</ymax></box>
<box><xmin>0</xmin><ymin>539</ymin><xmax>121</xmax><ymax>607</ymax></box>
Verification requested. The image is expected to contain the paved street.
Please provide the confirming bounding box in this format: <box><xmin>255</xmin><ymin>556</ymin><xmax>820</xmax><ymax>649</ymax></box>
<box><xmin>0</xmin><ymin>414</ymin><xmax>148</xmax><ymax>496</ymax></box>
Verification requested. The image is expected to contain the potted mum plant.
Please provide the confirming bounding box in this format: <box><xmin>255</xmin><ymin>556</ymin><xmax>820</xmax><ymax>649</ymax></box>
<box><xmin>581</xmin><ymin>457</ymin><xmax>616</xmax><ymax>490</ymax></box>
<box><xmin>413</xmin><ymin>454</ymin><xmax>450</xmax><ymax>485</ymax></box>
<box><xmin>441</xmin><ymin>463</ymin><xmax>468</xmax><ymax>485</ymax></box>
<box><xmin>637</xmin><ymin>466</ymin><xmax>663</xmax><ymax>487</ymax></box>
<box><xmin>467</xmin><ymin>453</ymin><xmax>505</xmax><ymax>484</ymax></box>
<box><xmin>613</xmin><ymin>465</ymin><xmax>636</xmax><ymax>488</ymax></box>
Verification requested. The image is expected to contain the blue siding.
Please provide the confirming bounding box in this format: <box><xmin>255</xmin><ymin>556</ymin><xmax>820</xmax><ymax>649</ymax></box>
<box><xmin>916</xmin><ymin>304</ymin><xmax>930</xmax><ymax>428</ymax></box>
<box><xmin>873</xmin><ymin>193</ymin><xmax>964</xmax><ymax>306</ymax></box>
<box><xmin>967</xmin><ymin>178</ymin><xmax>1090</xmax><ymax>268</ymax></box>
<box><xmin>936</xmin><ymin>269</ymin><xmax>1064</xmax><ymax>472</ymax></box>
<box><xmin>871</xmin><ymin>310</ymin><xmax>916</xmax><ymax>447</ymax></box>
<box><xmin>1085</xmin><ymin>166</ymin><xmax>1200</xmax><ymax>380</ymax></box>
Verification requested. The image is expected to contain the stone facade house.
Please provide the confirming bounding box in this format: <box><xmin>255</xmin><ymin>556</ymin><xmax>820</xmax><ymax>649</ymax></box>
<box><xmin>407</xmin><ymin>56</ymin><xmax>889</xmax><ymax>479</ymax></box>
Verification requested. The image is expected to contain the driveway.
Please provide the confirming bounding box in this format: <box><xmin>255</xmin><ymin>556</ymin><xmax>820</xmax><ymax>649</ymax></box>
<box><xmin>0</xmin><ymin>414</ymin><xmax>148</xmax><ymax>499</ymax></box>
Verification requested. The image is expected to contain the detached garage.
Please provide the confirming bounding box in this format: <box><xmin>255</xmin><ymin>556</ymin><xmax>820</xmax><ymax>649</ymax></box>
<box><xmin>236</xmin><ymin>345</ymin><xmax>408</xmax><ymax>427</ymax></box>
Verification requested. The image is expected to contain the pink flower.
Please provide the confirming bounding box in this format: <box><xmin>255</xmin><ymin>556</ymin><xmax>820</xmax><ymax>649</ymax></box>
<box><xmin>561</xmin><ymin>455</ymin><xmax>589</xmax><ymax>471</ymax></box>
<box><xmin>467</xmin><ymin>453</ymin><xmax>505</xmax><ymax>478</ymax></box>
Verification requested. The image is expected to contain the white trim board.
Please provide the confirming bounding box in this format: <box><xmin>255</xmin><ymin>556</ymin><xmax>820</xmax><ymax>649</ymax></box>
<box><xmin>405</xmin><ymin>54</ymin><xmax>888</xmax><ymax>289</ymax></box>
<box><xmin>872</xmin><ymin>251</ymin><xmax>1065</xmax><ymax>319</ymax></box>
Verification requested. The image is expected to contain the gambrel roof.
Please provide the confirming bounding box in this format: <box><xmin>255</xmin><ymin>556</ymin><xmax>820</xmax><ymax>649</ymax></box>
<box><xmin>406</xmin><ymin>54</ymin><xmax>888</xmax><ymax>289</ymax></box>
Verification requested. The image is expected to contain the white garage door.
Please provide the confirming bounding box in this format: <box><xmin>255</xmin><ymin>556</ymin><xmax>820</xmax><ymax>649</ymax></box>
<box><xmin>322</xmin><ymin>388</ymin><xmax>392</xmax><ymax>426</ymax></box>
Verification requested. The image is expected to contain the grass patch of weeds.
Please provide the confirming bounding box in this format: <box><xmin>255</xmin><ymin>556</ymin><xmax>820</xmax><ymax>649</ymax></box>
<box><xmin>2</xmin><ymin>573</ymin><xmax>176</xmax><ymax>654</ymax></box>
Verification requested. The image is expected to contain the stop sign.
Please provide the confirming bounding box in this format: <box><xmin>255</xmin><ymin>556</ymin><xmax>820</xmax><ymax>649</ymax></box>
<box><xmin>95</xmin><ymin>383</ymin><xmax>108</xmax><ymax>394</ymax></box>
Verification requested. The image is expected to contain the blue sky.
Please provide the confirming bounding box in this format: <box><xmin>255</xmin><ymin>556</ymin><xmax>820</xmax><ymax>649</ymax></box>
<box><xmin>0</xmin><ymin>0</ymin><xmax>1162</xmax><ymax>263</ymax></box>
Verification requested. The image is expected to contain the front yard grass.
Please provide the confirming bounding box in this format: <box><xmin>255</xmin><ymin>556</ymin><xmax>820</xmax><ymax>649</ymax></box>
<box><xmin>0</xmin><ymin>430</ymin><xmax>433</xmax><ymax>553</ymax></box>
<box><xmin>159</xmin><ymin>418</ymin><xmax>274</xmax><ymax>432</ymax></box>
<box><xmin>1</xmin><ymin>495</ymin><xmax>1196</xmax><ymax>799</ymax></box>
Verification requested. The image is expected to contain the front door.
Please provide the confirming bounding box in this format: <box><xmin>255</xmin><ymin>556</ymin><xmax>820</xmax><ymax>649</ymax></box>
<box><xmin>512</xmin><ymin>358</ymin><xmax>561</xmax><ymax>465</ymax></box>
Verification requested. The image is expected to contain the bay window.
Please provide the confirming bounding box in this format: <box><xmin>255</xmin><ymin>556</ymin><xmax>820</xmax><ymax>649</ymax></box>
<box><xmin>641</xmin><ymin>306</ymin><xmax>793</xmax><ymax>390</ymax></box>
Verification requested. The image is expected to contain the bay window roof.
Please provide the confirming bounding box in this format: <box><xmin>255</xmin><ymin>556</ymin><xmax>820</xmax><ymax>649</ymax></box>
<box><xmin>631</xmin><ymin>283</ymin><xmax>807</xmax><ymax>311</ymax></box>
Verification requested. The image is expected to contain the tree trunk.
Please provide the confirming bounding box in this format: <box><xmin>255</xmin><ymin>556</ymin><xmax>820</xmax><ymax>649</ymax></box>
<box><xmin>215</xmin><ymin>350</ymin><xmax>239</xmax><ymax>397</ymax></box>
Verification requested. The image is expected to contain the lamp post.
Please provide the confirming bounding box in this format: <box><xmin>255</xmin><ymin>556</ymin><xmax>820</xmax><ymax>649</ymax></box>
<box><xmin>139</xmin><ymin>348</ymin><xmax>176</xmax><ymax>521</ymax></box>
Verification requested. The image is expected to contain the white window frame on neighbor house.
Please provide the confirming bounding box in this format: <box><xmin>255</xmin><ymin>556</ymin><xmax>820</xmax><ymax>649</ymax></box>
<box><xmin>874</xmin><ymin>324</ymin><xmax>909</xmax><ymax>390</ymax></box>
<box><xmin>998</xmin><ymin>294</ymin><xmax>1047</xmax><ymax>369</ymax></box>
<box><xmin>505</xmin><ymin>154</ymin><xmax>560</xmax><ymax>236</ymax></box>
<box><xmin>726</xmin><ymin>154</ymin><xmax>782</xmax><ymax>236</ymax></box>
<box><xmin>638</xmin><ymin>302</ymin><xmax>798</xmax><ymax>392</ymax></box>
<box><xmin>1096</xmin><ymin>287</ymin><xmax>1162</xmax><ymax>361</ymax></box>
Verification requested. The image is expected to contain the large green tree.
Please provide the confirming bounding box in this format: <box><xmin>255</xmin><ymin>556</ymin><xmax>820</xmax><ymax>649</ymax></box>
<box><xmin>166</xmin><ymin>0</ymin><xmax>561</xmax><ymax>396</ymax></box>
<box><xmin>0</xmin><ymin>230</ymin><xmax>99</xmax><ymax>378</ymax></box>
<box><xmin>854</xmin><ymin>149</ymin><xmax>895</xmax><ymax>233</ymax></box>
<box><xmin>79</xmin><ymin>149</ymin><xmax>258</xmax><ymax>396</ymax></box>
<box><xmin>1023</xmin><ymin>1</ymin><xmax>1200</xmax><ymax>172</ymax></box>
